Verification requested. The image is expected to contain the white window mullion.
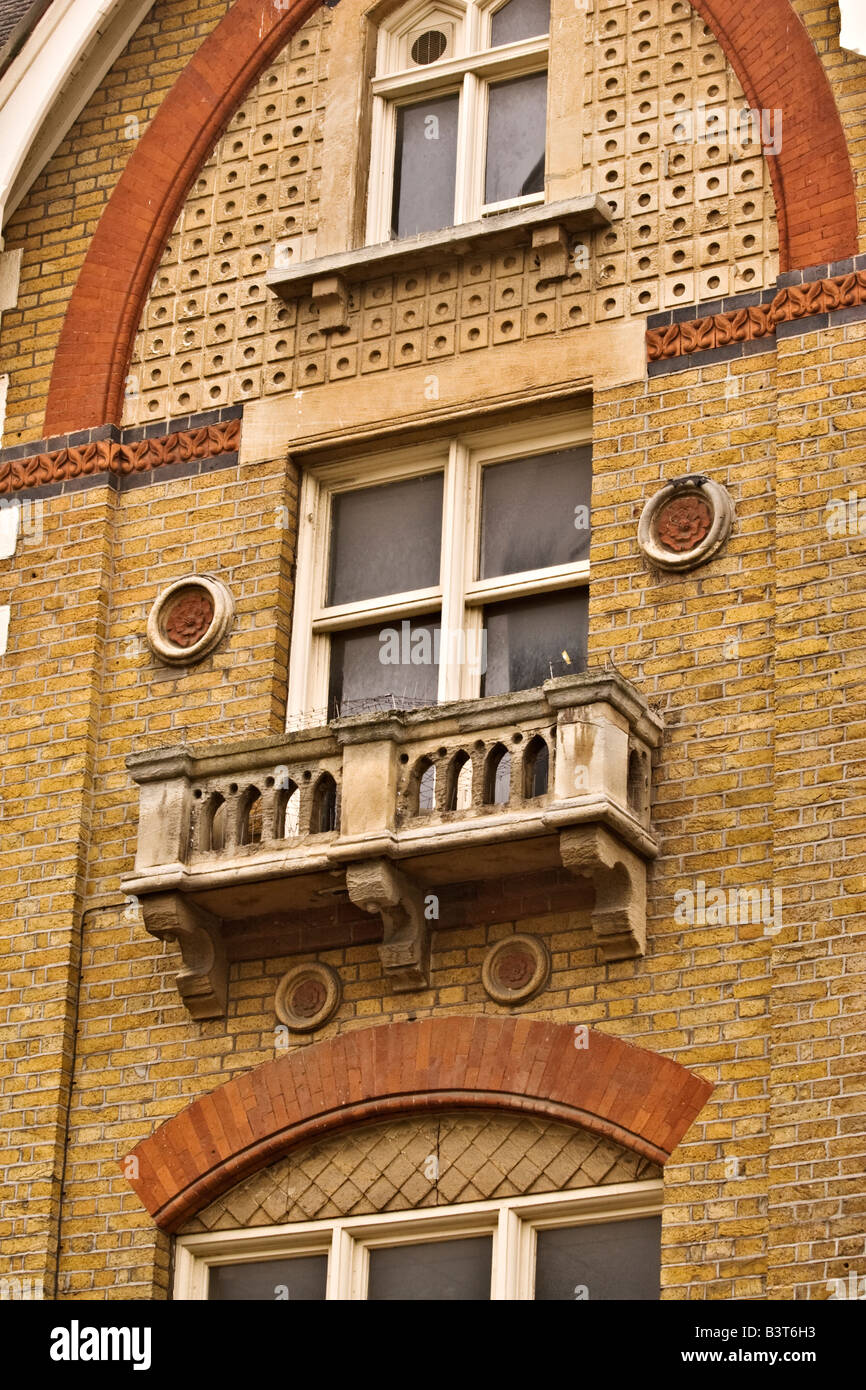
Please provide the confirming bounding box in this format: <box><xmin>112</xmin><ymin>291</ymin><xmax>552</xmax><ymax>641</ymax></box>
<box><xmin>453</xmin><ymin>71</ymin><xmax>479</xmax><ymax>225</ymax></box>
<box><xmin>330</xmin><ymin>1224</ymin><xmax>355</xmax><ymax>1300</ymax></box>
<box><xmin>472</xmin><ymin>70</ymin><xmax>491</xmax><ymax>220</ymax></box>
<box><xmin>366</xmin><ymin>94</ymin><xmax>397</xmax><ymax>245</ymax></box>
<box><xmin>286</xmin><ymin>470</ymin><xmax>323</xmax><ymax>726</ymax></box>
<box><xmin>438</xmin><ymin>440</ymin><xmax>470</xmax><ymax>703</ymax></box>
<box><xmin>491</xmin><ymin>1204</ymin><xmax>514</xmax><ymax>1300</ymax></box>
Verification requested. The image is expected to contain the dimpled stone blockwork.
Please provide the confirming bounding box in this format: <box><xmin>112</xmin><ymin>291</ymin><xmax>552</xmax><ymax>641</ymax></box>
<box><xmin>123</xmin><ymin>9</ymin><xmax>331</xmax><ymax>426</ymax></box>
<box><xmin>121</xmin><ymin>0</ymin><xmax>780</xmax><ymax>425</ymax></box>
<box><xmin>0</xmin><ymin>0</ymin><xmax>236</xmax><ymax>446</ymax></box>
<box><xmin>179</xmin><ymin>1110</ymin><xmax>661</xmax><ymax>1233</ymax></box>
<box><xmin>581</xmin><ymin>0</ymin><xmax>778</xmax><ymax>320</ymax></box>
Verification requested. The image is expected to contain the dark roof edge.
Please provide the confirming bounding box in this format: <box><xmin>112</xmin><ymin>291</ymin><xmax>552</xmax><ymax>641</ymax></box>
<box><xmin>0</xmin><ymin>0</ymin><xmax>55</xmax><ymax>80</ymax></box>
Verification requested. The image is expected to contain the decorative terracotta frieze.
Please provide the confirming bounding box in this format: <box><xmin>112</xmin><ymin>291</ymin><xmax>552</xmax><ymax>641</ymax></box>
<box><xmin>647</xmin><ymin>271</ymin><xmax>866</xmax><ymax>364</ymax></box>
<box><xmin>0</xmin><ymin>417</ymin><xmax>241</xmax><ymax>496</ymax></box>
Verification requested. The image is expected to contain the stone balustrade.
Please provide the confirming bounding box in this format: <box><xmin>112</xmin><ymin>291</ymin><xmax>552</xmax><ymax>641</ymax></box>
<box><xmin>123</xmin><ymin>671</ymin><xmax>663</xmax><ymax>1016</ymax></box>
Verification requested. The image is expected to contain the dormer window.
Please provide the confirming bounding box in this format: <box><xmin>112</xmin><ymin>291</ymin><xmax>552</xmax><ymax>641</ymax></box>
<box><xmin>367</xmin><ymin>0</ymin><xmax>550</xmax><ymax>244</ymax></box>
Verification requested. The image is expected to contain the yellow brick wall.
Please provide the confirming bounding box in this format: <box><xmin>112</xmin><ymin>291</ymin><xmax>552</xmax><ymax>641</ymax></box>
<box><xmin>39</xmin><ymin>349</ymin><xmax>784</xmax><ymax>1300</ymax></box>
<box><xmin>0</xmin><ymin>456</ymin><xmax>297</xmax><ymax>1296</ymax></box>
<box><xmin>0</xmin><ymin>0</ymin><xmax>864</xmax><ymax>1306</ymax></box>
<box><xmin>769</xmin><ymin>320</ymin><xmax>866</xmax><ymax>1298</ymax></box>
<box><xmin>0</xmin><ymin>484</ymin><xmax>114</xmax><ymax>1294</ymax></box>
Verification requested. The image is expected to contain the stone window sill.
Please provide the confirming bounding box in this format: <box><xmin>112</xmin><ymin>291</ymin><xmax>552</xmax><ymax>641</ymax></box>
<box><xmin>266</xmin><ymin>195</ymin><xmax>612</xmax><ymax>327</ymax></box>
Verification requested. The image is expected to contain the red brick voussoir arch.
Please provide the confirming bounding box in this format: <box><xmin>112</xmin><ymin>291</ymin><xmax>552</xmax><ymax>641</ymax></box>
<box><xmin>125</xmin><ymin>1017</ymin><xmax>713</xmax><ymax>1231</ymax></box>
<box><xmin>688</xmin><ymin>0</ymin><xmax>856</xmax><ymax>274</ymax></box>
<box><xmin>44</xmin><ymin>0</ymin><xmax>857</xmax><ymax>437</ymax></box>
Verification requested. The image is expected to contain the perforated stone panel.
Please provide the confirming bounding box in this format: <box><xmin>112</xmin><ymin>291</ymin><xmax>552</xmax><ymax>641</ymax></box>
<box><xmin>124</xmin><ymin>10</ymin><xmax>330</xmax><ymax>424</ymax></box>
<box><xmin>122</xmin><ymin>0</ymin><xmax>778</xmax><ymax>426</ymax></box>
<box><xmin>584</xmin><ymin>0</ymin><xmax>778</xmax><ymax>317</ymax></box>
<box><xmin>179</xmin><ymin>1108</ymin><xmax>661</xmax><ymax>1232</ymax></box>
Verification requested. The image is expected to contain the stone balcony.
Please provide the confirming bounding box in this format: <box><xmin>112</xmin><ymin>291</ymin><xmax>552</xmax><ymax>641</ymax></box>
<box><xmin>123</xmin><ymin>671</ymin><xmax>663</xmax><ymax>1018</ymax></box>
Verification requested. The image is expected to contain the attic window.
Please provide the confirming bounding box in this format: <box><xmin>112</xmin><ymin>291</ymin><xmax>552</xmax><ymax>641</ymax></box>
<box><xmin>368</xmin><ymin>0</ymin><xmax>550</xmax><ymax>243</ymax></box>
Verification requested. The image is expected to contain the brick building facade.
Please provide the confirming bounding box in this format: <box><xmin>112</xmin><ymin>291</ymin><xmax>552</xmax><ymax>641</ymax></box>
<box><xmin>0</xmin><ymin>0</ymin><xmax>863</xmax><ymax>1302</ymax></box>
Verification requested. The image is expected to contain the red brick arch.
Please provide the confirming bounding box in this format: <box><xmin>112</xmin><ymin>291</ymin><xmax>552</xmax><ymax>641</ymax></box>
<box><xmin>44</xmin><ymin>0</ymin><xmax>857</xmax><ymax>436</ymax></box>
<box><xmin>125</xmin><ymin>1017</ymin><xmax>713</xmax><ymax>1230</ymax></box>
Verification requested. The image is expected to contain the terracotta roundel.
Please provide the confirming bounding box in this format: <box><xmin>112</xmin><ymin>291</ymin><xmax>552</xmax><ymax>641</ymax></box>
<box><xmin>481</xmin><ymin>934</ymin><xmax>551</xmax><ymax>1006</ymax></box>
<box><xmin>145</xmin><ymin>574</ymin><xmax>234</xmax><ymax>666</ymax></box>
<box><xmin>638</xmin><ymin>476</ymin><xmax>733</xmax><ymax>572</ymax></box>
<box><xmin>275</xmin><ymin>962</ymin><xmax>342</xmax><ymax>1033</ymax></box>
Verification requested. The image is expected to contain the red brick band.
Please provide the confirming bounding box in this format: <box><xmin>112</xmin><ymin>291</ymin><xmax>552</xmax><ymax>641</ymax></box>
<box><xmin>646</xmin><ymin>270</ymin><xmax>866</xmax><ymax>362</ymax></box>
<box><xmin>124</xmin><ymin>1017</ymin><xmax>713</xmax><ymax>1230</ymax></box>
<box><xmin>43</xmin><ymin>0</ymin><xmax>857</xmax><ymax>436</ymax></box>
<box><xmin>0</xmin><ymin>417</ymin><xmax>240</xmax><ymax>494</ymax></box>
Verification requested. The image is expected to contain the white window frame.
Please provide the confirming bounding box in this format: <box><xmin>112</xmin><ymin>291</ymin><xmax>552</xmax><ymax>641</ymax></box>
<box><xmin>286</xmin><ymin>408</ymin><xmax>592</xmax><ymax>727</ymax></box>
<box><xmin>174</xmin><ymin>1178</ymin><xmax>662</xmax><ymax>1301</ymax></box>
<box><xmin>367</xmin><ymin>0</ymin><xmax>550</xmax><ymax>245</ymax></box>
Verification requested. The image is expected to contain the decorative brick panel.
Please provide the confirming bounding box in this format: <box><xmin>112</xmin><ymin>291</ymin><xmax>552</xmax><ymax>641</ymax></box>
<box><xmin>124</xmin><ymin>1017</ymin><xmax>712</xmax><ymax>1230</ymax></box>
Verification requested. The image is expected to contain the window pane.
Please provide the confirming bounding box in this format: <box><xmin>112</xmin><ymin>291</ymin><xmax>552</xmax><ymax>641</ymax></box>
<box><xmin>329</xmin><ymin>616</ymin><xmax>441</xmax><ymax>718</ymax></box>
<box><xmin>367</xmin><ymin>1235</ymin><xmax>492</xmax><ymax>1300</ymax></box>
<box><xmin>534</xmin><ymin>1216</ymin><xmax>661</xmax><ymax>1301</ymax></box>
<box><xmin>392</xmin><ymin>94</ymin><xmax>459</xmax><ymax>238</ymax></box>
<box><xmin>490</xmin><ymin>0</ymin><xmax>550</xmax><ymax>47</ymax></box>
<box><xmin>208</xmin><ymin>1255</ymin><xmax>328</xmax><ymax>1301</ymax></box>
<box><xmin>485</xmin><ymin>72</ymin><xmax>547</xmax><ymax>205</ymax></box>
<box><xmin>327</xmin><ymin>473</ymin><xmax>443</xmax><ymax>607</ymax></box>
<box><xmin>479</xmin><ymin>446</ymin><xmax>592</xmax><ymax>579</ymax></box>
<box><xmin>481</xmin><ymin>589</ymin><xmax>587</xmax><ymax>696</ymax></box>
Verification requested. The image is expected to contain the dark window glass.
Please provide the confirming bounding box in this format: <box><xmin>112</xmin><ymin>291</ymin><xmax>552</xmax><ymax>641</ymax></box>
<box><xmin>490</xmin><ymin>0</ymin><xmax>550</xmax><ymax>47</ymax></box>
<box><xmin>327</xmin><ymin>473</ymin><xmax>443</xmax><ymax>606</ymax></box>
<box><xmin>208</xmin><ymin>1255</ymin><xmax>328</xmax><ymax>1301</ymax></box>
<box><xmin>479</xmin><ymin>446</ymin><xmax>592</xmax><ymax>579</ymax></box>
<box><xmin>367</xmin><ymin>1235</ymin><xmax>492</xmax><ymax>1300</ymax></box>
<box><xmin>485</xmin><ymin>72</ymin><xmax>547</xmax><ymax>205</ymax></box>
<box><xmin>534</xmin><ymin>1216</ymin><xmax>661</xmax><ymax>1301</ymax></box>
<box><xmin>481</xmin><ymin>589</ymin><xmax>587</xmax><ymax>696</ymax></box>
<box><xmin>329</xmin><ymin>616</ymin><xmax>441</xmax><ymax>718</ymax></box>
<box><xmin>392</xmin><ymin>94</ymin><xmax>460</xmax><ymax>238</ymax></box>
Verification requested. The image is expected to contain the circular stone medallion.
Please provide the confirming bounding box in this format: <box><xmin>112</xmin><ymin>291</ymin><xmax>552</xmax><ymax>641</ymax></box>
<box><xmin>275</xmin><ymin>963</ymin><xmax>341</xmax><ymax>1033</ymax></box>
<box><xmin>481</xmin><ymin>934</ymin><xmax>551</xmax><ymax>1005</ymax></box>
<box><xmin>637</xmin><ymin>476</ymin><xmax>733</xmax><ymax>572</ymax></box>
<box><xmin>145</xmin><ymin>574</ymin><xmax>235</xmax><ymax>666</ymax></box>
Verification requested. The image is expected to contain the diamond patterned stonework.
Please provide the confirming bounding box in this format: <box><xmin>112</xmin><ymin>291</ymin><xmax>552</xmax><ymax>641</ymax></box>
<box><xmin>179</xmin><ymin>1110</ymin><xmax>661</xmax><ymax>1234</ymax></box>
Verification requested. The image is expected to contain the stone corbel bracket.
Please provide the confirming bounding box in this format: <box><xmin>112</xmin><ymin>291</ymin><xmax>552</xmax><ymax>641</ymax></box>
<box><xmin>311</xmin><ymin>273</ymin><xmax>350</xmax><ymax>332</ymax></box>
<box><xmin>560</xmin><ymin>824</ymin><xmax>648</xmax><ymax>962</ymax></box>
<box><xmin>531</xmin><ymin>223</ymin><xmax>570</xmax><ymax>283</ymax></box>
<box><xmin>345</xmin><ymin>858</ymin><xmax>430</xmax><ymax>993</ymax></box>
<box><xmin>139</xmin><ymin>892</ymin><xmax>228</xmax><ymax>1019</ymax></box>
